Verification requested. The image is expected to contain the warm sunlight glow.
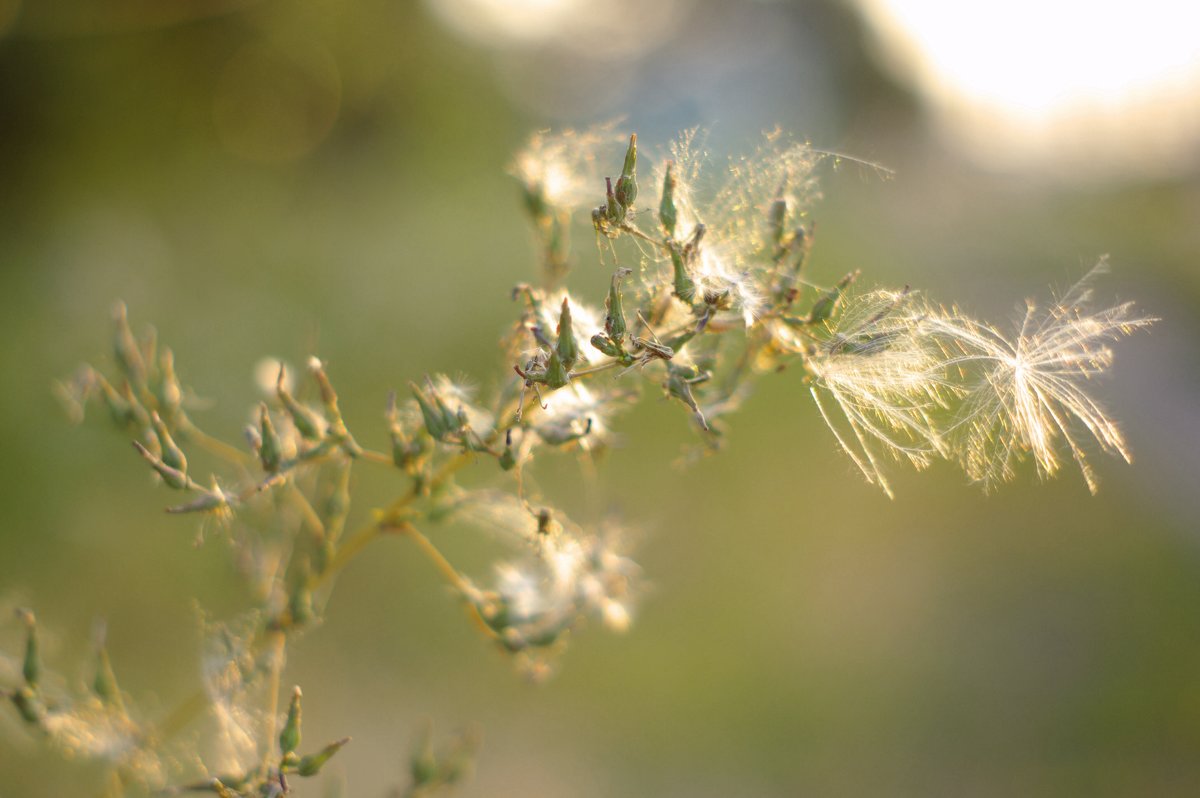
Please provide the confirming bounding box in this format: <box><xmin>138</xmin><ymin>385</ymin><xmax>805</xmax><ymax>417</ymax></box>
<box><xmin>858</xmin><ymin>0</ymin><xmax>1200</xmax><ymax>176</ymax></box>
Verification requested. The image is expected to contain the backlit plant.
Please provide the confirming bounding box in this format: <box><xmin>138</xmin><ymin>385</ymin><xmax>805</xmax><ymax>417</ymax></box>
<box><xmin>5</xmin><ymin>126</ymin><xmax>1152</xmax><ymax>795</ymax></box>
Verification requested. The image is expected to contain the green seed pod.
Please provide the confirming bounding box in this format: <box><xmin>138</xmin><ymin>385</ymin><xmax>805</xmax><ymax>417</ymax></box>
<box><xmin>605</xmin><ymin>267</ymin><xmax>631</xmax><ymax>343</ymax></box>
<box><xmin>11</xmin><ymin>685</ymin><xmax>45</xmax><ymax>724</ymax></box>
<box><xmin>297</xmin><ymin>737</ymin><xmax>351</xmax><ymax>777</ymax></box>
<box><xmin>133</xmin><ymin>440</ymin><xmax>189</xmax><ymax>489</ymax></box>
<box><xmin>280</xmin><ymin>686</ymin><xmax>303</xmax><ymax>756</ymax></box>
<box><xmin>323</xmin><ymin>461</ymin><xmax>351</xmax><ymax>548</ymax></box>
<box><xmin>790</xmin><ymin>225</ymin><xmax>809</xmax><ymax>274</ymax></box>
<box><xmin>604</xmin><ymin>177</ymin><xmax>625</xmax><ymax>224</ymax></box>
<box><xmin>411</xmin><ymin>727</ymin><xmax>438</xmax><ymax>787</ymax></box>
<box><xmin>545</xmin><ymin>212</ymin><xmax>570</xmax><ymax>281</ymax></box>
<box><xmin>808</xmin><ymin>270</ymin><xmax>858</xmax><ymax>325</ymax></box>
<box><xmin>670</xmin><ymin>245</ymin><xmax>695</xmax><ymax>303</ymax></box>
<box><xmin>111</xmin><ymin>301</ymin><xmax>146</xmax><ymax>387</ymax></box>
<box><xmin>665</xmin><ymin>364</ymin><xmax>710</xmax><ymax>431</ymax></box>
<box><xmin>768</xmin><ymin>195</ymin><xmax>788</xmax><ymax>256</ymax></box>
<box><xmin>498</xmin><ymin>430</ymin><xmax>517</xmax><ymax>471</ymax></box>
<box><xmin>411</xmin><ymin>381</ymin><xmax>447</xmax><ymax>441</ymax></box>
<box><xmin>96</xmin><ymin>374</ymin><xmax>135</xmax><ymax>428</ymax></box>
<box><xmin>156</xmin><ymin>347</ymin><xmax>184</xmax><ymax>422</ymax></box>
<box><xmin>309</xmin><ymin>358</ymin><xmax>359</xmax><ymax>456</ymax></box>
<box><xmin>93</xmin><ymin>647</ymin><xmax>119</xmax><ymax>707</ymax></box>
<box><xmin>543</xmin><ymin>350</ymin><xmax>570</xmax><ymax>390</ymax></box>
<box><xmin>150</xmin><ymin>412</ymin><xmax>187</xmax><ymax>476</ymax></box>
<box><xmin>18</xmin><ymin>609</ymin><xmax>38</xmax><ymax>688</ymax></box>
<box><xmin>614</xmin><ymin>133</ymin><xmax>637</xmax><ymax>210</ymax></box>
<box><xmin>521</xmin><ymin>182</ymin><xmax>547</xmax><ymax>220</ymax></box>
<box><xmin>555</xmin><ymin>298</ymin><xmax>580</xmax><ymax>371</ymax></box>
<box><xmin>259</xmin><ymin>403</ymin><xmax>282</xmax><ymax>473</ymax></box>
<box><xmin>590</xmin><ymin>333</ymin><xmax>620</xmax><ymax>359</ymax></box>
<box><xmin>431</xmin><ymin>384</ymin><xmax>465</xmax><ymax>437</ymax></box>
<box><xmin>659</xmin><ymin>163</ymin><xmax>678</xmax><ymax>238</ymax></box>
<box><xmin>277</xmin><ymin>367</ymin><xmax>323</xmax><ymax>442</ymax></box>
<box><xmin>385</xmin><ymin>391</ymin><xmax>421</xmax><ymax>470</ymax></box>
<box><xmin>120</xmin><ymin>381</ymin><xmax>152</xmax><ymax>431</ymax></box>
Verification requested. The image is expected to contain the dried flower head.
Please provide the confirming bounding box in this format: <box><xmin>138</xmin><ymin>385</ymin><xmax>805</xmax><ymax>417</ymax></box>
<box><xmin>804</xmin><ymin>288</ymin><xmax>960</xmax><ymax>497</ymax></box>
<box><xmin>927</xmin><ymin>261</ymin><xmax>1156</xmax><ymax>493</ymax></box>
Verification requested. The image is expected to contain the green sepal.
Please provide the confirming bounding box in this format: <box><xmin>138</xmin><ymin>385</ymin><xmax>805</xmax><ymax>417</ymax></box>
<box><xmin>543</xmin><ymin>351</ymin><xmax>570</xmax><ymax>390</ymax></box>
<box><xmin>259</xmin><ymin>403</ymin><xmax>282</xmax><ymax>473</ymax></box>
<box><xmin>604</xmin><ymin>177</ymin><xmax>625</xmax><ymax>224</ymax></box>
<box><xmin>614</xmin><ymin>133</ymin><xmax>637</xmax><ymax>210</ymax></box>
<box><xmin>133</xmin><ymin>440</ymin><xmax>189</xmax><ymax>489</ymax></box>
<box><xmin>411</xmin><ymin>381</ymin><xmax>448</xmax><ymax>440</ymax></box>
<box><xmin>297</xmin><ymin>737</ymin><xmax>351</xmax><ymax>777</ymax></box>
<box><xmin>280</xmin><ymin>686</ymin><xmax>302</xmax><ymax>755</ymax></box>
<box><xmin>277</xmin><ymin>368</ymin><xmax>323</xmax><ymax>441</ymax></box>
<box><xmin>659</xmin><ymin>163</ymin><xmax>678</xmax><ymax>238</ymax></box>
<box><xmin>605</xmin><ymin>267</ymin><xmax>631</xmax><ymax>343</ymax></box>
<box><xmin>151</xmin><ymin>411</ymin><xmax>187</xmax><ymax>476</ymax></box>
<box><xmin>555</xmin><ymin>298</ymin><xmax>580</xmax><ymax>371</ymax></box>
<box><xmin>670</xmin><ymin>245</ymin><xmax>695</xmax><ymax>303</ymax></box>
<box><xmin>808</xmin><ymin>271</ymin><xmax>858</xmax><ymax>325</ymax></box>
<box><xmin>19</xmin><ymin>609</ymin><xmax>38</xmax><ymax>688</ymax></box>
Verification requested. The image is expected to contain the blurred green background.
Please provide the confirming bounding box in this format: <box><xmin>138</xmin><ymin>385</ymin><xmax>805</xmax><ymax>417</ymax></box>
<box><xmin>2</xmin><ymin>0</ymin><xmax>1199</xmax><ymax>795</ymax></box>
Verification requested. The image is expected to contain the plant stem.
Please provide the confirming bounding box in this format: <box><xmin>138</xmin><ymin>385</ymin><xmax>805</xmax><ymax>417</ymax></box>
<box><xmin>185</xmin><ymin>423</ymin><xmax>255</xmax><ymax>467</ymax></box>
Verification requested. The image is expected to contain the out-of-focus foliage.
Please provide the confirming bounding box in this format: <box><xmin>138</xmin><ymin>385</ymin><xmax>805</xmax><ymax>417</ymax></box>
<box><xmin>2</xmin><ymin>1</ymin><xmax>1199</xmax><ymax>796</ymax></box>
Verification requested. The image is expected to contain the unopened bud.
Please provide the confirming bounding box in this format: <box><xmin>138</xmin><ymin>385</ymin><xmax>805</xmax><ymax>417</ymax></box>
<box><xmin>808</xmin><ymin>270</ymin><xmax>858</xmax><ymax>325</ymax></box>
<box><xmin>308</xmin><ymin>358</ymin><xmax>359</xmax><ymax>455</ymax></box>
<box><xmin>521</xmin><ymin>183</ymin><xmax>547</xmax><ymax>220</ymax></box>
<box><xmin>411</xmin><ymin>725</ymin><xmax>438</xmax><ymax>787</ymax></box>
<box><xmin>11</xmin><ymin>685</ymin><xmax>45</xmax><ymax>724</ymax></box>
<box><xmin>18</xmin><ymin>609</ymin><xmax>38</xmax><ymax>688</ymax></box>
<box><xmin>768</xmin><ymin>195</ymin><xmax>788</xmax><ymax>256</ymax></box>
<box><xmin>590</xmin><ymin>333</ymin><xmax>620</xmax><ymax>359</ymax></box>
<box><xmin>614</xmin><ymin>133</ymin><xmax>637</xmax><ymax>210</ymax></box>
<box><xmin>91</xmin><ymin>622</ymin><xmax>125</xmax><ymax>711</ymax></box>
<box><xmin>96</xmin><ymin>374</ymin><xmax>136</xmax><ymax>428</ymax></box>
<box><xmin>323</xmin><ymin>461</ymin><xmax>351</xmax><ymax>549</ymax></box>
<box><xmin>659</xmin><ymin>163</ymin><xmax>678</xmax><ymax>238</ymax></box>
<box><xmin>605</xmin><ymin>267</ymin><xmax>631</xmax><ymax>343</ymax></box>
<box><xmin>280</xmin><ymin>686</ymin><xmax>302</xmax><ymax>755</ymax></box>
<box><xmin>543</xmin><ymin>350</ymin><xmax>570</xmax><ymax>390</ymax></box>
<box><xmin>665</xmin><ymin>364</ymin><xmax>710</xmax><ymax>431</ymax></box>
<box><xmin>133</xmin><ymin>440</ymin><xmax>189</xmax><ymax>489</ymax></box>
<box><xmin>498</xmin><ymin>430</ymin><xmax>517</xmax><ymax>471</ymax></box>
<box><xmin>156</xmin><ymin>347</ymin><xmax>184</xmax><ymax>421</ymax></box>
<box><xmin>259</xmin><ymin>404</ymin><xmax>282</xmax><ymax>473</ymax></box>
<box><xmin>411</xmin><ymin>381</ymin><xmax>447</xmax><ymax>440</ymax></box>
<box><xmin>111</xmin><ymin>302</ymin><xmax>146</xmax><ymax>386</ymax></box>
<box><xmin>297</xmin><ymin>737</ymin><xmax>351</xmax><ymax>777</ymax></box>
<box><xmin>277</xmin><ymin>366</ymin><xmax>323</xmax><ymax>441</ymax></box>
<box><xmin>670</xmin><ymin>245</ymin><xmax>695</xmax><ymax>304</ymax></box>
<box><xmin>386</xmin><ymin>392</ymin><xmax>421</xmax><ymax>470</ymax></box>
<box><xmin>151</xmin><ymin>412</ymin><xmax>187</xmax><ymax>476</ymax></box>
<box><xmin>604</xmin><ymin>177</ymin><xmax>625</xmax><ymax>224</ymax></box>
<box><xmin>555</xmin><ymin>298</ymin><xmax>580</xmax><ymax>371</ymax></box>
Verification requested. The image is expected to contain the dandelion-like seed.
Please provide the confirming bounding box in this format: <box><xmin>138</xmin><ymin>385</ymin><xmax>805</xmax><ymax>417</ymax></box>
<box><xmin>805</xmin><ymin>289</ymin><xmax>959</xmax><ymax>498</ymax></box>
<box><xmin>533</xmin><ymin>383</ymin><xmax>631</xmax><ymax>450</ymax></box>
<box><xmin>451</xmin><ymin>494</ymin><xmax>637</xmax><ymax>670</ymax></box>
<box><xmin>693</xmin><ymin>247</ymin><xmax>765</xmax><ymax>327</ymax></box>
<box><xmin>928</xmin><ymin>261</ymin><xmax>1156</xmax><ymax>493</ymax></box>
<box><xmin>510</xmin><ymin>123</ymin><xmax>624</xmax><ymax>212</ymax></box>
